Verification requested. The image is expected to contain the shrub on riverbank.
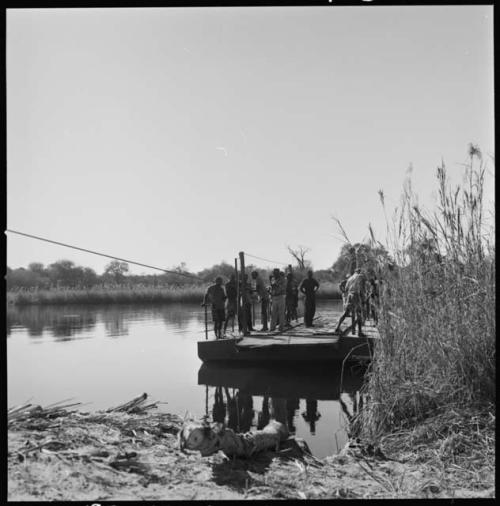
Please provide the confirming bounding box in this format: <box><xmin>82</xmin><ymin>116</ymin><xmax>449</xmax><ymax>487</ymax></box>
<box><xmin>356</xmin><ymin>149</ymin><xmax>495</xmax><ymax>440</ymax></box>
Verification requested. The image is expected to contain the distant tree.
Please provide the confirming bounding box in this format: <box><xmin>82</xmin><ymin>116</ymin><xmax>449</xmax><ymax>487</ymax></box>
<box><xmin>331</xmin><ymin>243</ymin><xmax>391</xmax><ymax>281</ymax></box>
<box><xmin>47</xmin><ymin>260</ymin><xmax>81</xmax><ymax>287</ymax></box>
<box><xmin>197</xmin><ymin>262</ymin><xmax>235</xmax><ymax>283</ymax></box>
<box><xmin>28</xmin><ymin>262</ymin><xmax>45</xmax><ymax>273</ymax></box>
<box><xmin>82</xmin><ymin>267</ymin><xmax>98</xmax><ymax>287</ymax></box>
<box><xmin>287</xmin><ymin>245</ymin><xmax>312</xmax><ymax>271</ymax></box>
<box><xmin>104</xmin><ymin>260</ymin><xmax>129</xmax><ymax>284</ymax></box>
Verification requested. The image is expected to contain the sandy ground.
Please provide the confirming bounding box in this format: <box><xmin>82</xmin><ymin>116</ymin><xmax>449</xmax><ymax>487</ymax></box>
<box><xmin>8</xmin><ymin>407</ymin><xmax>495</xmax><ymax>501</ymax></box>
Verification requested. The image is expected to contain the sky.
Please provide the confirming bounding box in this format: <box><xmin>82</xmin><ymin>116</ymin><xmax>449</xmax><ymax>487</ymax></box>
<box><xmin>6</xmin><ymin>5</ymin><xmax>494</xmax><ymax>275</ymax></box>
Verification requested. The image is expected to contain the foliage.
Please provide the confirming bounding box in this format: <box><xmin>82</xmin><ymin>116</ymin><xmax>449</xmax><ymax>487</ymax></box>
<box><xmin>331</xmin><ymin>243</ymin><xmax>391</xmax><ymax>282</ymax></box>
<box><xmin>355</xmin><ymin>146</ymin><xmax>495</xmax><ymax>440</ymax></box>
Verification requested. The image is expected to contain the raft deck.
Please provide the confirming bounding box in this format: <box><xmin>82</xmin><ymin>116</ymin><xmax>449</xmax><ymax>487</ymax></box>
<box><xmin>198</xmin><ymin>315</ymin><xmax>379</xmax><ymax>364</ymax></box>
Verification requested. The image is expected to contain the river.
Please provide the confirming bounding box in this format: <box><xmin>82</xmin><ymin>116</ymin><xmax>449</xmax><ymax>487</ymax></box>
<box><xmin>7</xmin><ymin>300</ymin><xmax>365</xmax><ymax>458</ymax></box>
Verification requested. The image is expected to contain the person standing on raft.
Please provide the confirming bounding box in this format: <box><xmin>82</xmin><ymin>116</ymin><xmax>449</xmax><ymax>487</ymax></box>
<box><xmin>334</xmin><ymin>268</ymin><xmax>366</xmax><ymax>336</ymax></box>
<box><xmin>202</xmin><ymin>276</ymin><xmax>226</xmax><ymax>339</ymax></box>
<box><xmin>251</xmin><ymin>270</ymin><xmax>269</xmax><ymax>331</ymax></box>
<box><xmin>270</xmin><ymin>268</ymin><xmax>286</xmax><ymax>332</ymax></box>
<box><xmin>299</xmin><ymin>270</ymin><xmax>319</xmax><ymax>327</ymax></box>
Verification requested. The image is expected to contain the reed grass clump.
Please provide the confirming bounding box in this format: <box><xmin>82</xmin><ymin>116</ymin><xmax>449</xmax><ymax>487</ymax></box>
<box><xmin>356</xmin><ymin>148</ymin><xmax>495</xmax><ymax>439</ymax></box>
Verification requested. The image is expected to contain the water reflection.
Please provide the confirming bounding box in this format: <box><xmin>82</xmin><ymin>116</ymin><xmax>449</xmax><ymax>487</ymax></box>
<box><xmin>7</xmin><ymin>302</ymin><xmax>204</xmax><ymax>340</ymax></box>
<box><xmin>7</xmin><ymin>305</ymin><xmax>97</xmax><ymax>340</ymax></box>
<box><xmin>286</xmin><ymin>398</ymin><xmax>300</xmax><ymax>435</ymax></box>
<box><xmin>302</xmin><ymin>399</ymin><xmax>321</xmax><ymax>435</ymax></box>
<box><xmin>199</xmin><ymin>363</ymin><xmax>366</xmax><ymax>443</ymax></box>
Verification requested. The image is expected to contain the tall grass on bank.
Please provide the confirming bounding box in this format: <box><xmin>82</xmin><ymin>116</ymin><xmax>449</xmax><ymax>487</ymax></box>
<box><xmin>7</xmin><ymin>285</ymin><xmax>206</xmax><ymax>305</ymax></box>
<box><xmin>356</xmin><ymin>151</ymin><xmax>495</xmax><ymax>439</ymax></box>
<box><xmin>7</xmin><ymin>281</ymin><xmax>341</xmax><ymax>306</ymax></box>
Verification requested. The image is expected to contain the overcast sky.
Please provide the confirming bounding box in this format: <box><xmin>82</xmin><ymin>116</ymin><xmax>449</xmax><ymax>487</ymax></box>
<box><xmin>7</xmin><ymin>5</ymin><xmax>494</xmax><ymax>275</ymax></box>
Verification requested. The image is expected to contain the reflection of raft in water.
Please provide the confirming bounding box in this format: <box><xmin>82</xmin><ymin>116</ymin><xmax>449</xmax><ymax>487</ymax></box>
<box><xmin>198</xmin><ymin>362</ymin><xmax>365</xmax><ymax>400</ymax></box>
<box><xmin>198</xmin><ymin>316</ymin><xmax>379</xmax><ymax>364</ymax></box>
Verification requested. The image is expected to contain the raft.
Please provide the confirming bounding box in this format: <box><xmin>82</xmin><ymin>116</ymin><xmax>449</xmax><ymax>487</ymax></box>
<box><xmin>197</xmin><ymin>316</ymin><xmax>379</xmax><ymax>364</ymax></box>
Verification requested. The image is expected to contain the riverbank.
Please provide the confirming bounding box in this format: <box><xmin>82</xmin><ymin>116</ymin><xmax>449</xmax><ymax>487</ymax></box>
<box><xmin>8</xmin><ymin>395</ymin><xmax>494</xmax><ymax>500</ymax></box>
<box><xmin>7</xmin><ymin>283</ymin><xmax>341</xmax><ymax>306</ymax></box>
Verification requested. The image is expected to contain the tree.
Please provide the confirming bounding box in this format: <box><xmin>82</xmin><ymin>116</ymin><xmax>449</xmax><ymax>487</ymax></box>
<box><xmin>82</xmin><ymin>267</ymin><xmax>98</xmax><ymax>287</ymax></box>
<box><xmin>197</xmin><ymin>262</ymin><xmax>235</xmax><ymax>283</ymax></box>
<box><xmin>287</xmin><ymin>245</ymin><xmax>311</xmax><ymax>271</ymax></box>
<box><xmin>331</xmin><ymin>243</ymin><xmax>391</xmax><ymax>281</ymax></box>
<box><xmin>104</xmin><ymin>260</ymin><xmax>129</xmax><ymax>284</ymax></box>
<box><xmin>28</xmin><ymin>262</ymin><xmax>45</xmax><ymax>273</ymax></box>
<box><xmin>48</xmin><ymin>260</ymin><xmax>79</xmax><ymax>287</ymax></box>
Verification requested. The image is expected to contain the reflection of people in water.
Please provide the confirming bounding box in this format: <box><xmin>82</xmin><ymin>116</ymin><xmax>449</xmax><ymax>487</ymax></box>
<box><xmin>257</xmin><ymin>396</ymin><xmax>270</xmax><ymax>430</ymax></box>
<box><xmin>224</xmin><ymin>388</ymin><xmax>254</xmax><ymax>432</ymax></box>
<box><xmin>212</xmin><ymin>387</ymin><xmax>226</xmax><ymax>424</ymax></box>
<box><xmin>286</xmin><ymin>398</ymin><xmax>300</xmax><ymax>434</ymax></box>
<box><xmin>238</xmin><ymin>392</ymin><xmax>254</xmax><ymax>432</ymax></box>
<box><xmin>301</xmin><ymin>399</ymin><xmax>321</xmax><ymax>435</ymax></box>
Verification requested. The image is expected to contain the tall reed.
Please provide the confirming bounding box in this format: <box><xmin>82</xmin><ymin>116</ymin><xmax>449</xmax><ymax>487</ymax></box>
<box><xmin>357</xmin><ymin>147</ymin><xmax>495</xmax><ymax>439</ymax></box>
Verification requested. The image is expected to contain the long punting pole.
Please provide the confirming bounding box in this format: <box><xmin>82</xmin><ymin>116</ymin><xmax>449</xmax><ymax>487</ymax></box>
<box><xmin>234</xmin><ymin>258</ymin><xmax>239</xmax><ymax>332</ymax></box>
<box><xmin>239</xmin><ymin>251</ymin><xmax>248</xmax><ymax>336</ymax></box>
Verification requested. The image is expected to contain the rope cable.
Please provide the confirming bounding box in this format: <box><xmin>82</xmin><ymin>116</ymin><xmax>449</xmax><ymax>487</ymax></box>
<box><xmin>244</xmin><ymin>252</ymin><xmax>289</xmax><ymax>267</ymax></box>
<box><xmin>5</xmin><ymin>229</ymin><xmax>204</xmax><ymax>281</ymax></box>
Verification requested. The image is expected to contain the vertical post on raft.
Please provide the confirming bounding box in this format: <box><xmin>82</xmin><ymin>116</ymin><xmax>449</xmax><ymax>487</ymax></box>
<box><xmin>204</xmin><ymin>304</ymin><xmax>208</xmax><ymax>340</ymax></box>
<box><xmin>234</xmin><ymin>258</ymin><xmax>239</xmax><ymax>333</ymax></box>
<box><xmin>239</xmin><ymin>251</ymin><xmax>249</xmax><ymax>336</ymax></box>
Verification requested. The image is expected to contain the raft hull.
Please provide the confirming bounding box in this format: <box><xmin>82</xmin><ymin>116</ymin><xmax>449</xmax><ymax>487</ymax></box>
<box><xmin>197</xmin><ymin>334</ymin><xmax>375</xmax><ymax>364</ymax></box>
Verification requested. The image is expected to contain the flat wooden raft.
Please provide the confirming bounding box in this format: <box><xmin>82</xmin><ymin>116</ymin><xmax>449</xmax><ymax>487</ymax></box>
<box><xmin>226</xmin><ymin>315</ymin><xmax>379</xmax><ymax>349</ymax></box>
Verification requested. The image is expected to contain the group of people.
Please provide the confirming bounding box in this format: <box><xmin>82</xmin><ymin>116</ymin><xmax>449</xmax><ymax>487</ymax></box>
<box><xmin>202</xmin><ymin>268</ymin><xmax>320</xmax><ymax>339</ymax></box>
<box><xmin>202</xmin><ymin>266</ymin><xmax>379</xmax><ymax>339</ymax></box>
<box><xmin>335</xmin><ymin>268</ymin><xmax>380</xmax><ymax>337</ymax></box>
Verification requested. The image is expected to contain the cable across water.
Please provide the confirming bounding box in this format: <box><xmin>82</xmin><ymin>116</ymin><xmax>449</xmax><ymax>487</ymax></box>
<box><xmin>244</xmin><ymin>252</ymin><xmax>289</xmax><ymax>267</ymax></box>
<box><xmin>6</xmin><ymin>229</ymin><xmax>204</xmax><ymax>281</ymax></box>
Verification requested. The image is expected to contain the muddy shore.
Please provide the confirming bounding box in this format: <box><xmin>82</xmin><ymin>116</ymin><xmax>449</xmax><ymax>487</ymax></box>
<box><xmin>8</xmin><ymin>398</ymin><xmax>495</xmax><ymax>500</ymax></box>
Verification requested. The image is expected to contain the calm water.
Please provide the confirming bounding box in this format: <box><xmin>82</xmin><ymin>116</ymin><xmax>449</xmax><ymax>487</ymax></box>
<box><xmin>7</xmin><ymin>300</ymin><xmax>364</xmax><ymax>458</ymax></box>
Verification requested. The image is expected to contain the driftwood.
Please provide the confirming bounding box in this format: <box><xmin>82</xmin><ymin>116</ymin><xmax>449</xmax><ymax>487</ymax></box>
<box><xmin>8</xmin><ymin>401</ymin><xmax>83</xmax><ymax>425</ymax></box>
<box><xmin>178</xmin><ymin>398</ymin><xmax>290</xmax><ymax>458</ymax></box>
<box><xmin>106</xmin><ymin>392</ymin><xmax>160</xmax><ymax>414</ymax></box>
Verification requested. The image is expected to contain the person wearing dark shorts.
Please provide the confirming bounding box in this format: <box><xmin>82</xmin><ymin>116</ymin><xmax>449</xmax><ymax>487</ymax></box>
<box><xmin>299</xmin><ymin>270</ymin><xmax>319</xmax><ymax>327</ymax></box>
<box><xmin>202</xmin><ymin>276</ymin><xmax>226</xmax><ymax>339</ymax></box>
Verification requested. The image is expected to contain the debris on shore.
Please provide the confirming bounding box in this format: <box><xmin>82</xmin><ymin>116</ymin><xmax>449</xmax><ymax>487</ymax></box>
<box><xmin>8</xmin><ymin>394</ymin><xmax>495</xmax><ymax>501</ymax></box>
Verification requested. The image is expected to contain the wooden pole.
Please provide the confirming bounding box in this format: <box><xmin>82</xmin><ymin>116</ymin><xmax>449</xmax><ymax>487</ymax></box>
<box><xmin>204</xmin><ymin>304</ymin><xmax>208</xmax><ymax>340</ymax></box>
<box><xmin>234</xmin><ymin>258</ymin><xmax>239</xmax><ymax>333</ymax></box>
<box><xmin>205</xmin><ymin>385</ymin><xmax>209</xmax><ymax>419</ymax></box>
<box><xmin>239</xmin><ymin>251</ymin><xmax>248</xmax><ymax>336</ymax></box>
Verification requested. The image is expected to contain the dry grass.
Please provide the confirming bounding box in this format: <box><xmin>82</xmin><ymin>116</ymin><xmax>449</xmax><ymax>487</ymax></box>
<box><xmin>7</xmin><ymin>285</ymin><xmax>205</xmax><ymax>305</ymax></box>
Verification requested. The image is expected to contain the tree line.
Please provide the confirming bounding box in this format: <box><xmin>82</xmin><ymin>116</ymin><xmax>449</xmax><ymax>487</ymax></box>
<box><xmin>6</xmin><ymin>243</ymin><xmax>392</xmax><ymax>291</ymax></box>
